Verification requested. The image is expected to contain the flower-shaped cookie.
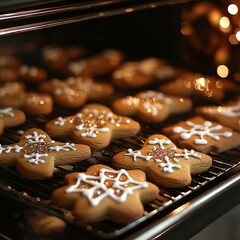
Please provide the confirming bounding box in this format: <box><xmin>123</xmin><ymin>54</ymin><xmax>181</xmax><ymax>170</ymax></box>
<box><xmin>0</xmin><ymin>107</ymin><xmax>26</xmax><ymax>135</ymax></box>
<box><xmin>40</xmin><ymin>76</ymin><xmax>114</xmax><ymax>108</ymax></box>
<box><xmin>163</xmin><ymin>116</ymin><xmax>240</xmax><ymax>153</ymax></box>
<box><xmin>112</xmin><ymin>58</ymin><xmax>175</xmax><ymax>88</ymax></box>
<box><xmin>112</xmin><ymin>90</ymin><xmax>192</xmax><ymax>123</ymax></box>
<box><xmin>45</xmin><ymin>104</ymin><xmax>140</xmax><ymax>149</ymax></box>
<box><xmin>0</xmin><ymin>128</ymin><xmax>91</xmax><ymax>179</ymax></box>
<box><xmin>113</xmin><ymin>134</ymin><xmax>212</xmax><ymax>188</ymax></box>
<box><xmin>196</xmin><ymin>99</ymin><xmax>240</xmax><ymax>132</ymax></box>
<box><xmin>51</xmin><ymin>164</ymin><xmax>159</xmax><ymax>223</ymax></box>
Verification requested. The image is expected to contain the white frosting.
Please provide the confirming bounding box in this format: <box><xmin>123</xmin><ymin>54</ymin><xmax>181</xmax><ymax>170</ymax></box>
<box><xmin>148</xmin><ymin>138</ymin><xmax>171</xmax><ymax>149</ymax></box>
<box><xmin>65</xmin><ymin>168</ymin><xmax>148</xmax><ymax>206</ymax></box>
<box><xmin>173</xmin><ymin>120</ymin><xmax>233</xmax><ymax>145</ymax></box>
<box><xmin>124</xmin><ymin>137</ymin><xmax>202</xmax><ymax>173</ymax></box>
<box><xmin>203</xmin><ymin>105</ymin><xmax>240</xmax><ymax>117</ymax></box>
<box><xmin>0</xmin><ymin>107</ymin><xmax>14</xmax><ymax>117</ymax></box>
<box><xmin>0</xmin><ymin>145</ymin><xmax>23</xmax><ymax>153</ymax></box>
<box><xmin>158</xmin><ymin>156</ymin><xmax>181</xmax><ymax>173</ymax></box>
<box><xmin>75</xmin><ymin>124</ymin><xmax>109</xmax><ymax>138</ymax></box>
<box><xmin>0</xmin><ymin>131</ymin><xmax>76</xmax><ymax>165</ymax></box>
<box><xmin>125</xmin><ymin>148</ymin><xmax>152</xmax><ymax>161</ymax></box>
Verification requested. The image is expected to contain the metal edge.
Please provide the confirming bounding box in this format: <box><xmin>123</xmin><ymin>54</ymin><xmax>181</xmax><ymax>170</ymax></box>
<box><xmin>125</xmin><ymin>172</ymin><xmax>240</xmax><ymax>240</ymax></box>
<box><xmin>0</xmin><ymin>0</ymin><xmax>192</xmax><ymax>37</ymax></box>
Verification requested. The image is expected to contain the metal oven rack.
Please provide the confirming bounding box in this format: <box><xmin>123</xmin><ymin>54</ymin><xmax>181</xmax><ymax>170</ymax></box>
<box><xmin>0</xmin><ymin>107</ymin><xmax>239</xmax><ymax>239</ymax></box>
<box><xmin>0</xmin><ymin>0</ymin><xmax>239</xmax><ymax>239</ymax></box>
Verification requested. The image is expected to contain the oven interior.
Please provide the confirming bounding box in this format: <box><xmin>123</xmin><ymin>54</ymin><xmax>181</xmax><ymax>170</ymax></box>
<box><xmin>0</xmin><ymin>1</ymin><xmax>239</xmax><ymax>239</ymax></box>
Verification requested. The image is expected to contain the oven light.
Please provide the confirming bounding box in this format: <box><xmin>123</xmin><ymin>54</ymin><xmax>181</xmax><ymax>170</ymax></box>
<box><xmin>217</xmin><ymin>65</ymin><xmax>229</xmax><ymax>78</ymax></box>
<box><xmin>194</xmin><ymin>77</ymin><xmax>210</xmax><ymax>91</ymax></box>
<box><xmin>228</xmin><ymin>4</ymin><xmax>238</xmax><ymax>15</ymax></box>
<box><xmin>236</xmin><ymin>31</ymin><xmax>240</xmax><ymax>41</ymax></box>
<box><xmin>219</xmin><ymin>16</ymin><xmax>230</xmax><ymax>28</ymax></box>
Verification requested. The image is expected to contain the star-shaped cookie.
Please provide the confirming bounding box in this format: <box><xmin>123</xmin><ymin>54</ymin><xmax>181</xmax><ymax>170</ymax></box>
<box><xmin>112</xmin><ymin>90</ymin><xmax>192</xmax><ymax>123</ymax></box>
<box><xmin>0</xmin><ymin>128</ymin><xmax>91</xmax><ymax>179</ymax></box>
<box><xmin>51</xmin><ymin>164</ymin><xmax>159</xmax><ymax>223</ymax></box>
<box><xmin>45</xmin><ymin>104</ymin><xmax>140</xmax><ymax>149</ymax></box>
<box><xmin>112</xmin><ymin>134</ymin><xmax>212</xmax><ymax>188</ymax></box>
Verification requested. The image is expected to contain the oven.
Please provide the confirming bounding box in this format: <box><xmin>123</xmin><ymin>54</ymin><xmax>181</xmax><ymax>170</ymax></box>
<box><xmin>0</xmin><ymin>0</ymin><xmax>239</xmax><ymax>239</ymax></box>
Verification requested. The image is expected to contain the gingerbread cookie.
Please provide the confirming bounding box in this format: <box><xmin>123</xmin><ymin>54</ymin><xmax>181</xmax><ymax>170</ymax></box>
<box><xmin>51</xmin><ymin>164</ymin><xmax>159</xmax><ymax>223</ymax></box>
<box><xmin>0</xmin><ymin>107</ymin><xmax>26</xmax><ymax>135</ymax></box>
<box><xmin>68</xmin><ymin>49</ymin><xmax>124</xmax><ymax>76</ymax></box>
<box><xmin>24</xmin><ymin>209</ymin><xmax>66</xmax><ymax>234</ymax></box>
<box><xmin>160</xmin><ymin>71</ymin><xmax>235</xmax><ymax>100</ymax></box>
<box><xmin>0</xmin><ymin>82</ymin><xmax>25</xmax><ymax>108</ymax></box>
<box><xmin>45</xmin><ymin>104</ymin><xmax>140</xmax><ymax>149</ymax></box>
<box><xmin>113</xmin><ymin>134</ymin><xmax>212</xmax><ymax>188</ymax></box>
<box><xmin>40</xmin><ymin>76</ymin><xmax>114</xmax><ymax>108</ymax></box>
<box><xmin>0</xmin><ymin>55</ymin><xmax>21</xmax><ymax>82</ymax></box>
<box><xmin>0</xmin><ymin>128</ymin><xmax>91</xmax><ymax>179</ymax></box>
<box><xmin>162</xmin><ymin>116</ymin><xmax>240</xmax><ymax>153</ymax></box>
<box><xmin>112</xmin><ymin>90</ymin><xmax>192</xmax><ymax>123</ymax></box>
<box><xmin>112</xmin><ymin>58</ymin><xmax>174</xmax><ymax>88</ymax></box>
<box><xmin>19</xmin><ymin>64</ymin><xmax>48</xmax><ymax>83</ymax></box>
<box><xmin>22</xmin><ymin>92</ymin><xmax>53</xmax><ymax>115</ymax></box>
<box><xmin>0</xmin><ymin>82</ymin><xmax>53</xmax><ymax>115</ymax></box>
<box><xmin>196</xmin><ymin>99</ymin><xmax>240</xmax><ymax>132</ymax></box>
<box><xmin>42</xmin><ymin>45</ymin><xmax>86</xmax><ymax>73</ymax></box>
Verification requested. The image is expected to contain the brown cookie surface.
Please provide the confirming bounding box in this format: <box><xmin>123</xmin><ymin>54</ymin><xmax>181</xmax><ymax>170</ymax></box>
<box><xmin>51</xmin><ymin>164</ymin><xmax>159</xmax><ymax>223</ymax></box>
<box><xmin>113</xmin><ymin>134</ymin><xmax>212</xmax><ymax>188</ymax></box>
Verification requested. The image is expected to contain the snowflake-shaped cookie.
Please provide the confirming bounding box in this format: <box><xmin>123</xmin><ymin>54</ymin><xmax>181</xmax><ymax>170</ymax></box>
<box><xmin>112</xmin><ymin>134</ymin><xmax>212</xmax><ymax>188</ymax></box>
<box><xmin>0</xmin><ymin>107</ymin><xmax>26</xmax><ymax>135</ymax></box>
<box><xmin>45</xmin><ymin>104</ymin><xmax>140</xmax><ymax>149</ymax></box>
<box><xmin>39</xmin><ymin>76</ymin><xmax>113</xmax><ymax>108</ymax></box>
<box><xmin>51</xmin><ymin>164</ymin><xmax>159</xmax><ymax>223</ymax></box>
<box><xmin>0</xmin><ymin>128</ymin><xmax>91</xmax><ymax>179</ymax></box>
<box><xmin>112</xmin><ymin>90</ymin><xmax>192</xmax><ymax>123</ymax></box>
<box><xmin>196</xmin><ymin>99</ymin><xmax>240</xmax><ymax>132</ymax></box>
<box><xmin>163</xmin><ymin>116</ymin><xmax>240</xmax><ymax>153</ymax></box>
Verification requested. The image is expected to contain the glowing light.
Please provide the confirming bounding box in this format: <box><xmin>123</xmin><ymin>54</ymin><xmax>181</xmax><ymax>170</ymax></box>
<box><xmin>228</xmin><ymin>4</ymin><xmax>238</xmax><ymax>15</ymax></box>
<box><xmin>125</xmin><ymin>8</ymin><xmax>134</xmax><ymax>13</ymax></box>
<box><xmin>236</xmin><ymin>31</ymin><xmax>240</xmax><ymax>41</ymax></box>
<box><xmin>219</xmin><ymin>16</ymin><xmax>230</xmax><ymax>28</ymax></box>
<box><xmin>194</xmin><ymin>77</ymin><xmax>210</xmax><ymax>91</ymax></box>
<box><xmin>229</xmin><ymin>34</ymin><xmax>238</xmax><ymax>45</ymax></box>
<box><xmin>181</xmin><ymin>22</ymin><xmax>192</xmax><ymax>36</ymax></box>
<box><xmin>217</xmin><ymin>65</ymin><xmax>229</xmax><ymax>78</ymax></box>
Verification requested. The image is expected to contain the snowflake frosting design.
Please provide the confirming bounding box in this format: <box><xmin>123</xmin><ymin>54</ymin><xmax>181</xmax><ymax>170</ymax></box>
<box><xmin>113</xmin><ymin>134</ymin><xmax>212</xmax><ymax>188</ymax></box>
<box><xmin>112</xmin><ymin>90</ymin><xmax>192</xmax><ymax>123</ymax></box>
<box><xmin>52</xmin><ymin>164</ymin><xmax>159</xmax><ymax>223</ymax></box>
<box><xmin>45</xmin><ymin>104</ymin><xmax>140</xmax><ymax>149</ymax></box>
<box><xmin>0</xmin><ymin>128</ymin><xmax>91</xmax><ymax>179</ymax></box>
<box><xmin>173</xmin><ymin>120</ymin><xmax>232</xmax><ymax>145</ymax></box>
<box><xmin>124</xmin><ymin>137</ymin><xmax>201</xmax><ymax>173</ymax></box>
<box><xmin>66</xmin><ymin>168</ymin><xmax>148</xmax><ymax>206</ymax></box>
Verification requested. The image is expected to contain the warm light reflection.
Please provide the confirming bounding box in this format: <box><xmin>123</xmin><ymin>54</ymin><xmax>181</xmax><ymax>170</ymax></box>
<box><xmin>229</xmin><ymin>34</ymin><xmax>239</xmax><ymax>45</ymax></box>
<box><xmin>228</xmin><ymin>4</ymin><xmax>238</xmax><ymax>15</ymax></box>
<box><xmin>219</xmin><ymin>16</ymin><xmax>230</xmax><ymax>29</ymax></box>
<box><xmin>125</xmin><ymin>8</ymin><xmax>134</xmax><ymax>13</ymax></box>
<box><xmin>236</xmin><ymin>31</ymin><xmax>240</xmax><ymax>41</ymax></box>
<box><xmin>217</xmin><ymin>65</ymin><xmax>229</xmax><ymax>78</ymax></box>
<box><xmin>181</xmin><ymin>22</ymin><xmax>192</xmax><ymax>36</ymax></box>
<box><xmin>194</xmin><ymin>77</ymin><xmax>210</xmax><ymax>91</ymax></box>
